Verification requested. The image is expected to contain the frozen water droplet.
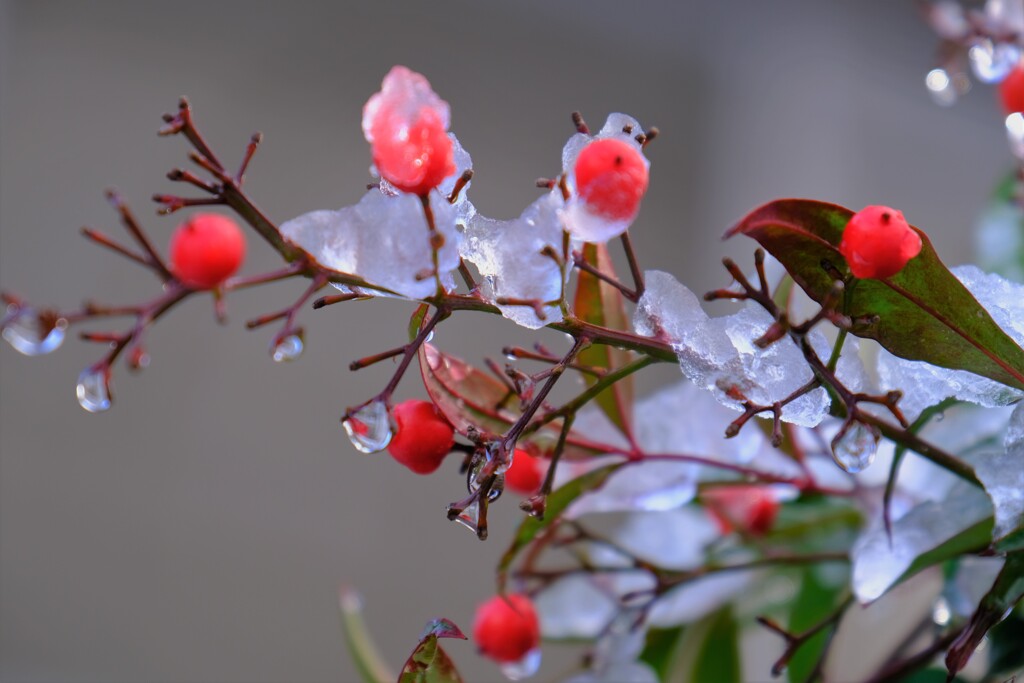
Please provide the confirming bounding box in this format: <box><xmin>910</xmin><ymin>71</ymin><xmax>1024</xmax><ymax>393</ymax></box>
<box><xmin>831</xmin><ymin>421</ymin><xmax>879</xmax><ymax>473</ymax></box>
<box><xmin>500</xmin><ymin>648</ymin><xmax>541</xmax><ymax>681</ymax></box>
<box><xmin>76</xmin><ymin>367</ymin><xmax>111</xmax><ymax>413</ymax></box>
<box><xmin>969</xmin><ymin>39</ymin><xmax>1021</xmax><ymax>83</ymax></box>
<box><xmin>424</xmin><ymin>329</ymin><xmax>434</xmax><ymax>343</ymax></box>
<box><xmin>452</xmin><ymin>500</ymin><xmax>479</xmax><ymax>534</ymax></box>
<box><xmin>1007</xmin><ymin>113</ymin><xmax>1024</xmax><ymax>160</ymax></box>
<box><xmin>342</xmin><ymin>400</ymin><xmax>392</xmax><ymax>453</ymax></box>
<box><xmin>468</xmin><ymin>453</ymin><xmax>505</xmax><ymax>501</ymax></box>
<box><xmin>2</xmin><ymin>309</ymin><xmax>66</xmax><ymax>356</ymax></box>
<box><xmin>272</xmin><ymin>333</ymin><xmax>304</xmax><ymax>362</ymax></box>
<box><xmin>932</xmin><ymin>596</ymin><xmax>952</xmax><ymax>626</ymax></box>
<box><xmin>925</xmin><ymin>68</ymin><xmax>958</xmax><ymax>106</ymax></box>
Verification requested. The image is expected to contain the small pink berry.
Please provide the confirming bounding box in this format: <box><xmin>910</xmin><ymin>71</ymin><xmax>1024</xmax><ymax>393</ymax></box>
<box><xmin>504</xmin><ymin>449</ymin><xmax>543</xmax><ymax>495</ymax></box>
<box><xmin>838</xmin><ymin>205</ymin><xmax>922</xmax><ymax>279</ymax></box>
<box><xmin>387</xmin><ymin>399</ymin><xmax>455</xmax><ymax>474</ymax></box>
<box><xmin>702</xmin><ymin>485</ymin><xmax>780</xmax><ymax>537</ymax></box>
<box><xmin>168</xmin><ymin>213</ymin><xmax>246</xmax><ymax>290</ymax></box>
<box><xmin>574</xmin><ymin>138</ymin><xmax>649</xmax><ymax>221</ymax></box>
<box><xmin>472</xmin><ymin>594</ymin><xmax>540</xmax><ymax>664</ymax></box>
<box><xmin>363</xmin><ymin>66</ymin><xmax>456</xmax><ymax>196</ymax></box>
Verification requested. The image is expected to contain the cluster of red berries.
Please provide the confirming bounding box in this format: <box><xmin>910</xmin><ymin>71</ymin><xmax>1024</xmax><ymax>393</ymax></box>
<box><xmin>168</xmin><ymin>213</ymin><xmax>246</xmax><ymax>290</ymax></box>
<box><xmin>386</xmin><ymin>400</ymin><xmax>544</xmax><ymax>494</ymax></box>
<box><xmin>838</xmin><ymin>204</ymin><xmax>922</xmax><ymax>279</ymax></box>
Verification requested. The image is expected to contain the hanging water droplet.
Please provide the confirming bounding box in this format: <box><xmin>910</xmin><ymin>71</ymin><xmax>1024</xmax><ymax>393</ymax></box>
<box><xmin>925</xmin><ymin>68</ymin><xmax>958</xmax><ymax>106</ymax></box>
<box><xmin>831</xmin><ymin>421</ymin><xmax>879</xmax><ymax>473</ymax></box>
<box><xmin>76</xmin><ymin>367</ymin><xmax>111</xmax><ymax>413</ymax></box>
<box><xmin>1007</xmin><ymin>113</ymin><xmax>1024</xmax><ymax>160</ymax></box>
<box><xmin>499</xmin><ymin>648</ymin><xmax>542</xmax><ymax>681</ymax></box>
<box><xmin>467</xmin><ymin>448</ymin><xmax>506</xmax><ymax>500</ymax></box>
<box><xmin>2</xmin><ymin>308</ymin><xmax>66</xmax><ymax>356</ymax></box>
<box><xmin>932</xmin><ymin>595</ymin><xmax>952</xmax><ymax>627</ymax></box>
<box><xmin>451</xmin><ymin>500</ymin><xmax>480</xmax><ymax>534</ymax></box>
<box><xmin>969</xmin><ymin>39</ymin><xmax>1021</xmax><ymax>83</ymax></box>
<box><xmin>424</xmin><ymin>329</ymin><xmax>435</xmax><ymax>343</ymax></box>
<box><xmin>342</xmin><ymin>400</ymin><xmax>392</xmax><ymax>453</ymax></box>
<box><xmin>272</xmin><ymin>333</ymin><xmax>304</xmax><ymax>363</ymax></box>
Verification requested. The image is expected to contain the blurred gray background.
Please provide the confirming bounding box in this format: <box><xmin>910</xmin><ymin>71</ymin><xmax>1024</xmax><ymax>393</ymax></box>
<box><xmin>0</xmin><ymin>1</ymin><xmax>1009</xmax><ymax>682</ymax></box>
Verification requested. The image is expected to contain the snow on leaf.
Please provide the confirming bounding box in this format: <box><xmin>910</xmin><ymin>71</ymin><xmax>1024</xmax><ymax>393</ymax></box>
<box><xmin>975</xmin><ymin>401</ymin><xmax>1024</xmax><ymax>543</ymax></box>
<box><xmin>535</xmin><ymin>574</ymin><xmax>618</xmax><ymax>640</ymax></box>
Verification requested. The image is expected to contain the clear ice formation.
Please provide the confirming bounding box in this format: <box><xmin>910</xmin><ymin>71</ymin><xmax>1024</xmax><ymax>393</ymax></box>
<box><xmin>975</xmin><ymin>401</ymin><xmax>1024</xmax><ymax>542</ymax></box>
<box><xmin>877</xmin><ymin>265</ymin><xmax>1024</xmax><ymax>422</ymax></box>
<box><xmin>633</xmin><ymin>270</ymin><xmax>867</xmax><ymax>427</ymax></box>
<box><xmin>460</xmin><ymin>191</ymin><xmax>569</xmax><ymax>329</ymax></box>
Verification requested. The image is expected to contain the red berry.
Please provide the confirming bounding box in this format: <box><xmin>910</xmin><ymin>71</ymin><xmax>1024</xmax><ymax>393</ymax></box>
<box><xmin>472</xmin><ymin>594</ymin><xmax>541</xmax><ymax>664</ymax></box>
<box><xmin>1001</xmin><ymin>62</ymin><xmax>1024</xmax><ymax>114</ymax></box>
<box><xmin>168</xmin><ymin>213</ymin><xmax>246</xmax><ymax>290</ymax></box>
<box><xmin>702</xmin><ymin>486</ymin><xmax>779</xmax><ymax>537</ymax></box>
<box><xmin>504</xmin><ymin>449</ymin><xmax>543</xmax><ymax>495</ymax></box>
<box><xmin>838</xmin><ymin>205</ymin><xmax>922</xmax><ymax>279</ymax></box>
<box><xmin>574</xmin><ymin>138</ymin><xmax>649</xmax><ymax>221</ymax></box>
<box><xmin>363</xmin><ymin>67</ymin><xmax>456</xmax><ymax>196</ymax></box>
<box><xmin>387</xmin><ymin>399</ymin><xmax>455</xmax><ymax>474</ymax></box>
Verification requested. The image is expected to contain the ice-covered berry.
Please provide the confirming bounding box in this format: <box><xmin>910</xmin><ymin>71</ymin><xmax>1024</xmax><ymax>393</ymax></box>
<box><xmin>504</xmin><ymin>449</ymin><xmax>543</xmax><ymax>495</ymax></box>
<box><xmin>838</xmin><ymin>205</ymin><xmax>922</xmax><ymax>279</ymax></box>
<box><xmin>472</xmin><ymin>593</ymin><xmax>541</xmax><ymax>664</ymax></box>
<box><xmin>363</xmin><ymin>66</ymin><xmax>456</xmax><ymax>196</ymax></box>
<box><xmin>702</xmin><ymin>485</ymin><xmax>779</xmax><ymax>536</ymax></box>
<box><xmin>387</xmin><ymin>399</ymin><xmax>455</xmax><ymax>474</ymax></box>
<box><xmin>168</xmin><ymin>213</ymin><xmax>246</xmax><ymax>290</ymax></box>
<box><xmin>574</xmin><ymin>138</ymin><xmax>649</xmax><ymax>222</ymax></box>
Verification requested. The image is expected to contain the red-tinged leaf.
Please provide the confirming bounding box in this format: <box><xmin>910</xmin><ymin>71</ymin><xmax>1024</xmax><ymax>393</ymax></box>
<box><xmin>399</xmin><ymin>618</ymin><xmax>467</xmax><ymax>683</ymax></box>
<box><xmin>727</xmin><ymin>199</ymin><xmax>1024</xmax><ymax>390</ymax></box>
<box><xmin>417</xmin><ymin>342</ymin><xmax>606</xmax><ymax>457</ymax></box>
<box><xmin>573</xmin><ymin>242</ymin><xmax>635</xmax><ymax>438</ymax></box>
<box><xmin>497</xmin><ymin>463</ymin><xmax>619</xmax><ymax>591</ymax></box>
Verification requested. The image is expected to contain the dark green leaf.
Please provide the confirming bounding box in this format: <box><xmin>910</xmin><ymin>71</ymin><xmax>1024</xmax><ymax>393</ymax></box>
<box><xmin>787</xmin><ymin>569</ymin><xmax>841</xmax><ymax>683</ymax></box>
<box><xmin>674</xmin><ymin>607</ymin><xmax>742</xmax><ymax>683</ymax></box>
<box><xmin>986</xmin><ymin>605</ymin><xmax>1024</xmax><ymax>677</ymax></box>
<box><xmin>727</xmin><ymin>199</ymin><xmax>1024</xmax><ymax>390</ymax></box>
<box><xmin>399</xmin><ymin>618</ymin><xmax>467</xmax><ymax>683</ymax></box>
<box><xmin>639</xmin><ymin>626</ymin><xmax>686</xmax><ymax>681</ymax></box>
<box><xmin>496</xmin><ymin>464</ymin><xmax>618</xmax><ymax>590</ymax></box>
<box><xmin>946</xmin><ymin>552</ymin><xmax>1024</xmax><ymax>678</ymax></box>
<box><xmin>573</xmin><ymin>242</ymin><xmax>635</xmax><ymax>437</ymax></box>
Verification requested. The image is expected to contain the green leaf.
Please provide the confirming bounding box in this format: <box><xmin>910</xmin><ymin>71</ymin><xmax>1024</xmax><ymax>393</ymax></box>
<box><xmin>946</xmin><ymin>551</ymin><xmax>1024</xmax><ymax>678</ymax></box>
<box><xmin>727</xmin><ymin>199</ymin><xmax>1024</xmax><ymax>390</ymax></box>
<box><xmin>338</xmin><ymin>587</ymin><xmax>395</xmax><ymax>683</ymax></box>
<box><xmin>398</xmin><ymin>618</ymin><xmax>467</xmax><ymax>683</ymax></box>
<box><xmin>787</xmin><ymin>570</ymin><xmax>841</xmax><ymax>683</ymax></box>
<box><xmin>572</xmin><ymin>242</ymin><xmax>635</xmax><ymax>437</ymax></box>
<box><xmin>639</xmin><ymin>626</ymin><xmax>686</xmax><ymax>681</ymax></box>
<box><xmin>408</xmin><ymin>303</ymin><xmax>430</xmax><ymax>343</ymax></box>
<box><xmin>673</xmin><ymin>607</ymin><xmax>742</xmax><ymax>683</ymax></box>
<box><xmin>986</xmin><ymin>604</ymin><xmax>1024</xmax><ymax>677</ymax></box>
<box><xmin>496</xmin><ymin>464</ymin><xmax>618</xmax><ymax>590</ymax></box>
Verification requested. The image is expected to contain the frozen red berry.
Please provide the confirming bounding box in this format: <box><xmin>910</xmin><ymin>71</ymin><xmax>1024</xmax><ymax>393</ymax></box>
<box><xmin>168</xmin><ymin>213</ymin><xmax>246</xmax><ymax>290</ymax></box>
<box><xmin>702</xmin><ymin>486</ymin><xmax>779</xmax><ymax>537</ymax></box>
<box><xmin>574</xmin><ymin>138</ymin><xmax>649</xmax><ymax>221</ymax></box>
<box><xmin>472</xmin><ymin>593</ymin><xmax>540</xmax><ymax>664</ymax></box>
<box><xmin>1000</xmin><ymin>62</ymin><xmax>1024</xmax><ymax>114</ymax></box>
<box><xmin>387</xmin><ymin>399</ymin><xmax>455</xmax><ymax>474</ymax></box>
<box><xmin>838</xmin><ymin>205</ymin><xmax>922</xmax><ymax>279</ymax></box>
<box><xmin>363</xmin><ymin>66</ymin><xmax>456</xmax><ymax>196</ymax></box>
<box><xmin>504</xmin><ymin>449</ymin><xmax>543</xmax><ymax>495</ymax></box>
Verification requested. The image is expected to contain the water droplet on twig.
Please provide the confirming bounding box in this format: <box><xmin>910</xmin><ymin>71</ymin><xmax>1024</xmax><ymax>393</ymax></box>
<box><xmin>342</xmin><ymin>400</ymin><xmax>392</xmax><ymax>453</ymax></box>
<box><xmin>76</xmin><ymin>367</ymin><xmax>111</xmax><ymax>413</ymax></box>
<box><xmin>272</xmin><ymin>333</ymin><xmax>304</xmax><ymax>363</ymax></box>
<box><xmin>2</xmin><ymin>308</ymin><xmax>66</xmax><ymax>356</ymax></box>
<box><xmin>831</xmin><ymin>420</ymin><xmax>879</xmax><ymax>473</ymax></box>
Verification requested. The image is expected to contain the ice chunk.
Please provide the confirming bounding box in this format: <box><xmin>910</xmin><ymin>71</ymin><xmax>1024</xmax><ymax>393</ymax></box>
<box><xmin>851</xmin><ymin>480</ymin><xmax>992</xmax><ymax>603</ymax></box>
<box><xmin>566</xmin><ymin>460</ymin><xmax>698</xmax><ymax>518</ymax></box>
<box><xmin>634</xmin><ymin>270</ymin><xmax>832</xmax><ymax>426</ymax></box>
<box><xmin>877</xmin><ymin>265</ymin><xmax>1024</xmax><ymax>422</ymax></box>
<box><xmin>280</xmin><ymin>187</ymin><xmax>461</xmax><ymax>300</ymax></box>
<box><xmin>535</xmin><ymin>574</ymin><xmax>618</xmax><ymax>640</ymax></box>
<box><xmin>461</xmin><ymin>192</ymin><xmax>569</xmax><ymax>328</ymax></box>
<box><xmin>975</xmin><ymin>401</ymin><xmax>1024</xmax><ymax>542</ymax></box>
<box><xmin>579</xmin><ymin>508</ymin><xmax>717</xmax><ymax>570</ymax></box>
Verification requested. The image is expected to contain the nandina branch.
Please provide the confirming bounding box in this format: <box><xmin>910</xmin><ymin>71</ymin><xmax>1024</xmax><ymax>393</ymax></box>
<box><xmin>757</xmin><ymin>593</ymin><xmax>853</xmax><ymax>678</ymax></box>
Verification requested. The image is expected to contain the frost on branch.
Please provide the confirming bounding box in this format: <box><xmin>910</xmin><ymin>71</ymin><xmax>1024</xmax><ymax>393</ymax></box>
<box><xmin>461</xmin><ymin>191</ymin><xmax>569</xmax><ymax>329</ymax></box>
<box><xmin>280</xmin><ymin>186</ymin><xmax>463</xmax><ymax>300</ymax></box>
<box><xmin>877</xmin><ymin>265</ymin><xmax>1024</xmax><ymax>421</ymax></box>
<box><xmin>633</xmin><ymin>270</ymin><xmax>866</xmax><ymax>427</ymax></box>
